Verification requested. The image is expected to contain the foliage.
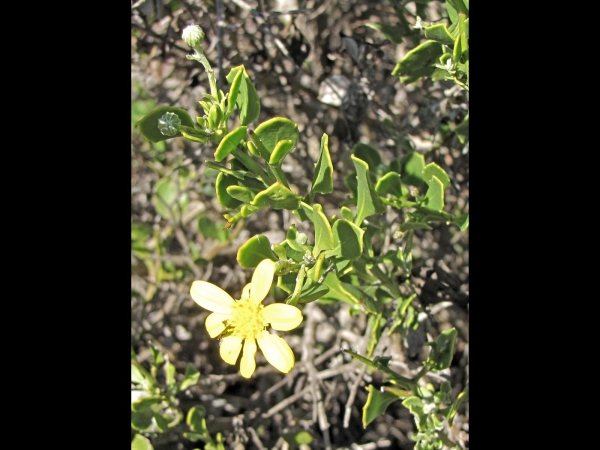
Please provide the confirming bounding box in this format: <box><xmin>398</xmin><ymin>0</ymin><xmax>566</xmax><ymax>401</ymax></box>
<box><xmin>132</xmin><ymin>1</ymin><xmax>468</xmax><ymax>448</ymax></box>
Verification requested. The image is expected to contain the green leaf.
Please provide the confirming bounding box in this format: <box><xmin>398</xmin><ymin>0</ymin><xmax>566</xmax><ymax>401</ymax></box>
<box><xmin>132</xmin><ymin>396</ymin><xmax>162</xmax><ymax>412</ymax></box>
<box><xmin>226</xmin><ymin>68</ymin><xmax>243</xmax><ymax>115</ymax></box>
<box><xmin>340</xmin><ymin>206</ymin><xmax>354</xmax><ymax>221</ymax></box>
<box><xmin>352</xmin><ymin>142</ymin><xmax>382</xmax><ymax>170</ymax></box>
<box><xmin>286</xmin><ymin>225</ymin><xmax>309</xmax><ymax>252</ymax></box>
<box><xmin>312</xmin><ymin>203</ymin><xmax>334</xmax><ymax>256</ymax></box>
<box><xmin>253</xmin><ymin>117</ymin><xmax>299</xmax><ymax>158</ymax></box>
<box><xmin>375</xmin><ymin>172</ymin><xmax>408</xmax><ymax>197</ymax></box>
<box><xmin>165</xmin><ymin>360</ymin><xmax>176</xmax><ymax>387</ymax></box>
<box><xmin>226</xmin><ymin>185</ymin><xmax>255</xmax><ymax>203</ymax></box>
<box><xmin>131</xmin><ymin>364</ymin><xmax>145</xmax><ymax>384</ymax></box>
<box><xmin>269</xmin><ymin>140</ymin><xmax>295</xmax><ymax>165</ymax></box>
<box><xmin>198</xmin><ymin>216</ymin><xmax>228</xmax><ymax>242</ymax></box>
<box><xmin>424</xmin><ymin>175</ymin><xmax>444</xmax><ymax>212</ymax></box>
<box><xmin>131</xmin><ymin>408</ymin><xmax>154</xmax><ymax>431</ymax></box>
<box><xmin>400</xmin><ymin>221</ymin><xmax>432</xmax><ymax>231</ymax></box>
<box><xmin>455</xmin><ymin>113</ymin><xmax>469</xmax><ymax>144</ymax></box>
<box><xmin>214</xmin><ymin>126</ymin><xmax>247</xmax><ymax>162</ymax></box>
<box><xmin>186</xmin><ymin>406</ymin><xmax>208</xmax><ymax>433</ymax></box>
<box><xmin>453</xmin><ymin>212</ymin><xmax>469</xmax><ymax>230</ymax></box>
<box><xmin>427</xmin><ymin>328</ymin><xmax>458</xmax><ymax>371</ymax></box>
<box><xmin>321</xmin><ymin>271</ymin><xmax>362</xmax><ymax>306</ymax></box>
<box><xmin>363</xmin><ymin>384</ymin><xmax>401</xmax><ymax>427</ymax></box>
<box><xmin>131</xmin><ymin>434</ymin><xmax>154</xmax><ymax>450</ymax></box>
<box><xmin>391</xmin><ymin>41</ymin><xmax>444</xmax><ymax>78</ymax></box>
<box><xmin>297</xmin><ymin>278</ymin><xmax>330</xmax><ymax>303</ymax></box>
<box><xmin>424</xmin><ymin>24</ymin><xmax>455</xmax><ymax>47</ymax></box>
<box><xmin>366</xmin><ymin>23</ymin><xmax>403</xmax><ymax>44</ymax></box>
<box><xmin>352</xmin><ymin>155</ymin><xmax>386</xmax><ymax>225</ymax></box>
<box><xmin>225</xmin><ymin>66</ymin><xmax>260</xmax><ymax>125</ymax></box>
<box><xmin>153</xmin><ymin>413</ymin><xmax>170</xmax><ymax>432</ymax></box>
<box><xmin>401</xmin><ymin>151</ymin><xmax>426</xmax><ymax>187</ymax></box>
<box><xmin>423</xmin><ymin>163</ymin><xmax>450</xmax><ymax>189</ymax></box>
<box><xmin>179</xmin><ymin>365</ymin><xmax>200</xmax><ymax>391</ymax></box>
<box><xmin>153</xmin><ymin>177</ymin><xmax>189</xmax><ymax>221</ymax></box>
<box><xmin>324</xmin><ymin>219</ymin><xmax>364</xmax><ymax>260</ymax></box>
<box><xmin>252</xmin><ymin>182</ymin><xmax>302</xmax><ymax>210</ymax></box>
<box><xmin>237</xmin><ymin>235</ymin><xmax>277</xmax><ymax>268</ymax></box>
<box><xmin>137</xmin><ymin>106</ymin><xmax>195</xmax><ymax>143</ymax></box>
<box><xmin>215</xmin><ymin>172</ymin><xmax>243</xmax><ymax>209</ymax></box>
<box><xmin>310</xmin><ymin>133</ymin><xmax>334</xmax><ymax>197</ymax></box>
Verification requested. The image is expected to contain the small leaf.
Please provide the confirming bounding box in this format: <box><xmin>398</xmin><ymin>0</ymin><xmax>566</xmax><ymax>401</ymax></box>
<box><xmin>325</xmin><ymin>219</ymin><xmax>364</xmax><ymax>260</ymax></box>
<box><xmin>375</xmin><ymin>172</ymin><xmax>408</xmax><ymax>197</ymax></box>
<box><xmin>165</xmin><ymin>360</ymin><xmax>176</xmax><ymax>388</ymax></box>
<box><xmin>131</xmin><ymin>434</ymin><xmax>154</xmax><ymax>450</ymax></box>
<box><xmin>269</xmin><ymin>140</ymin><xmax>295</xmax><ymax>165</ymax></box>
<box><xmin>340</xmin><ymin>206</ymin><xmax>354</xmax><ymax>221</ymax></box>
<box><xmin>352</xmin><ymin>142</ymin><xmax>382</xmax><ymax>170</ymax></box>
<box><xmin>453</xmin><ymin>212</ymin><xmax>469</xmax><ymax>230</ymax></box>
<box><xmin>391</xmin><ymin>41</ymin><xmax>444</xmax><ymax>78</ymax></box>
<box><xmin>286</xmin><ymin>225</ymin><xmax>308</xmax><ymax>252</ymax></box>
<box><xmin>179</xmin><ymin>365</ymin><xmax>200</xmax><ymax>391</ymax></box>
<box><xmin>455</xmin><ymin>113</ymin><xmax>469</xmax><ymax>144</ymax></box>
<box><xmin>423</xmin><ymin>163</ymin><xmax>450</xmax><ymax>189</ymax></box>
<box><xmin>214</xmin><ymin>126</ymin><xmax>247</xmax><ymax>162</ymax></box>
<box><xmin>428</xmin><ymin>328</ymin><xmax>458</xmax><ymax>371</ymax></box>
<box><xmin>253</xmin><ymin>117</ymin><xmax>299</xmax><ymax>157</ymax></box>
<box><xmin>311</xmin><ymin>133</ymin><xmax>334</xmax><ymax>197</ymax></box>
<box><xmin>366</xmin><ymin>23</ymin><xmax>403</xmax><ymax>44</ymax></box>
<box><xmin>226</xmin><ymin>185</ymin><xmax>255</xmax><ymax>203</ymax></box>
<box><xmin>252</xmin><ymin>182</ymin><xmax>302</xmax><ymax>210</ymax></box>
<box><xmin>363</xmin><ymin>384</ymin><xmax>401</xmax><ymax>427</ymax></box>
<box><xmin>186</xmin><ymin>406</ymin><xmax>208</xmax><ymax>433</ymax></box>
<box><xmin>237</xmin><ymin>235</ymin><xmax>277</xmax><ymax>268</ymax></box>
<box><xmin>137</xmin><ymin>106</ymin><xmax>195</xmax><ymax>143</ymax></box>
<box><xmin>352</xmin><ymin>155</ymin><xmax>386</xmax><ymax>225</ymax></box>
<box><xmin>424</xmin><ymin>175</ymin><xmax>444</xmax><ymax>212</ymax></box>
<box><xmin>312</xmin><ymin>203</ymin><xmax>334</xmax><ymax>255</ymax></box>
<box><xmin>131</xmin><ymin>396</ymin><xmax>162</xmax><ymax>412</ymax></box>
<box><xmin>424</xmin><ymin>23</ymin><xmax>455</xmax><ymax>47</ymax></box>
<box><xmin>131</xmin><ymin>364</ymin><xmax>145</xmax><ymax>384</ymax></box>
<box><xmin>297</xmin><ymin>278</ymin><xmax>330</xmax><ymax>303</ymax></box>
<box><xmin>401</xmin><ymin>151</ymin><xmax>426</xmax><ymax>187</ymax></box>
<box><xmin>225</xmin><ymin>66</ymin><xmax>260</xmax><ymax>125</ymax></box>
<box><xmin>215</xmin><ymin>172</ymin><xmax>243</xmax><ymax>209</ymax></box>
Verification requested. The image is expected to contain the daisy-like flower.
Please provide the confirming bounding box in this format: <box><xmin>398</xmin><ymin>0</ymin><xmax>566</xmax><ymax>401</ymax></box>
<box><xmin>190</xmin><ymin>259</ymin><xmax>303</xmax><ymax>378</ymax></box>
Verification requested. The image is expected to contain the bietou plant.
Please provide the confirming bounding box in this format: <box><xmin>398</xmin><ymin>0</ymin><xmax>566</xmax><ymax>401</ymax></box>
<box><xmin>134</xmin><ymin>2</ymin><xmax>468</xmax><ymax>447</ymax></box>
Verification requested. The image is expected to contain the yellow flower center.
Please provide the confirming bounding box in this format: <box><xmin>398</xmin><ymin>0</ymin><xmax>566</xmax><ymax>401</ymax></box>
<box><xmin>228</xmin><ymin>298</ymin><xmax>266</xmax><ymax>340</ymax></box>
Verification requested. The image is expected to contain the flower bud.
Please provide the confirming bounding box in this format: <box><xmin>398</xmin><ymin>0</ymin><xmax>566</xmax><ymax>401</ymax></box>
<box><xmin>158</xmin><ymin>112</ymin><xmax>181</xmax><ymax>136</ymax></box>
<box><xmin>182</xmin><ymin>24</ymin><xmax>205</xmax><ymax>48</ymax></box>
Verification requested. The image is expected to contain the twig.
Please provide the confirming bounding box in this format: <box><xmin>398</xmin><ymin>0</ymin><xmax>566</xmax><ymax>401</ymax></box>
<box><xmin>302</xmin><ymin>303</ymin><xmax>331</xmax><ymax>449</ymax></box>
<box><xmin>261</xmin><ymin>385</ymin><xmax>312</xmax><ymax>418</ymax></box>
<box><xmin>343</xmin><ymin>363</ymin><xmax>367</xmax><ymax>428</ymax></box>
<box><xmin>247</xmin><ymin>427</ymin><xmax>267</xmax><ymax>450</ymax></box>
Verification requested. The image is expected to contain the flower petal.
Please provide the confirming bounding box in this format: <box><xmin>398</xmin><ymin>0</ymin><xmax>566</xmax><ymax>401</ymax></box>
<box><xmin>190</xmin><ymin>281</ymin><xmax>236</xmax><ymax>313</ymax></box>
<box><xmin>249</xmin><ymin>259</ymin><xmax>275</xmax><ymax>303</ymax></box>
<box><xmin>241</xmin><ymin>283</ymin><xmax>251</xmax><ymax>300</ymax></box>
<box><xmin>263</xmin><ymin>303</ymin><xmax>303</xmax><ymax>331</ymax></box>
<box><xmin>220</xmin><ymin>335</ymin><xmax>243</xmax><ymax>365</ymax></box>
<box><xmin>240</xmin><ymin>339</ymin><xmax>257</xmax><ymax>378</ymax></box>
<box><xmin>257</xmin><ymin>330</ymin><xmax>295</xmax><ymax>374</ymax></box>
<box><xmin>205</xmin><ymin>312</ymin><xmax>231</xmax><ymax>338</ymax></box>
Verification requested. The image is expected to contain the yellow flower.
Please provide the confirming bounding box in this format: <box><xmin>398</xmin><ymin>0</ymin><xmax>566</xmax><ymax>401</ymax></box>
<box><xmin>190</xmin><ymin>259</ymin><xmax>303</xmax><ymax>378</ymax></box>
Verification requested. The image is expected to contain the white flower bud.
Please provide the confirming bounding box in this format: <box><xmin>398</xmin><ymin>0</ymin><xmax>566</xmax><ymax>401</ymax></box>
<box><xmin>182</xmin><ymin>24</ymin><xmax>205</xmax><ymax>48</ymax></box>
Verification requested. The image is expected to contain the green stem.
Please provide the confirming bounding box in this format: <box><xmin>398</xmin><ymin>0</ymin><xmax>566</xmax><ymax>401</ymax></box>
<box><xmin>188</xmin><ymin>50</ymin><xmax>219</xmax><ymax>99</ymax></box>
<box><xmin>286</xmin><ymin>264</ymin><xmax>307</xmax><ymax>306</ymax></box>
<box><xmin>230</xmin><ymin>148</ymin><xmax>275</xmax><ymax>185</ymax></box>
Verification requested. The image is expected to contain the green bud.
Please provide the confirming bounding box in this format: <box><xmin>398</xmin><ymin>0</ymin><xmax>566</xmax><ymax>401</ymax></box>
<box><xmin>157</xmin><ymin>112</ymin><xmax>181</xmax><ymax>136</ymax></box>
<box><xmin>182</xmin><ymin>24</ymin><xmax>204</xmax><ymax>48</ymax></box>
